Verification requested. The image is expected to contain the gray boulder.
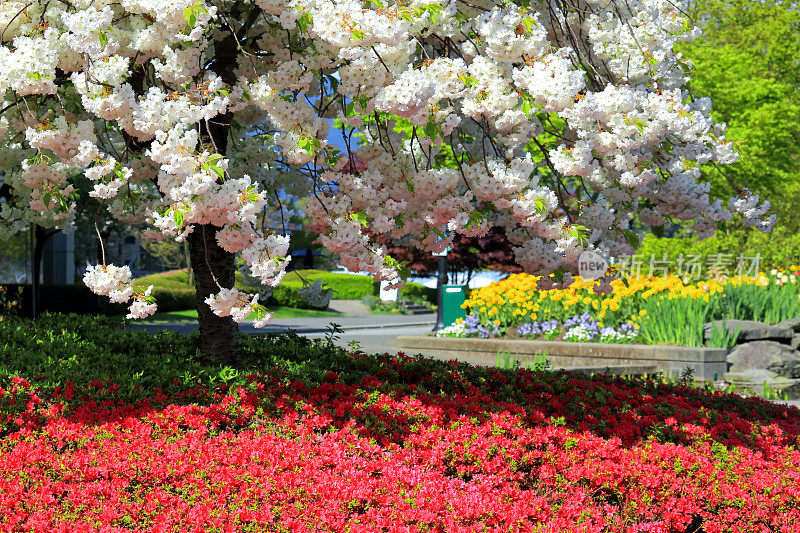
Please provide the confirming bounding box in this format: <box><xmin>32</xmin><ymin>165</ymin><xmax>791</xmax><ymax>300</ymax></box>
<box><xmin>792</xmin><ymin>335</ymin><xmax>800</xmax><ymax>351</ymax></box>
<box><xmin>727</xmin><ymin>340</ymin><xmax>800</xmax><ymax>378</ymax></box>
<box><xmin>724</xmin><ymin>370</ymin><xmax>800</xmax><ymax>397</ymax></box>
<box><xmin>703</xmin><ymin>319</ymin><xmax>794</xmax><ymax>342</ymax></box>
<box><xmin>725</xmin><ymin>369</ymin><xmax>780</xmax><ymax>383</ymax></box>
<box><xmin>777</xmin><ymin>317</ymin><xmax>800</xmax><ymax>332</ymax></box>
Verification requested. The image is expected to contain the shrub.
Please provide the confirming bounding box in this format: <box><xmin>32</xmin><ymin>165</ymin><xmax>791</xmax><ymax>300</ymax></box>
<box><xmin>634</xmin><ymin>226</ymin><xmax>800</xmax><ymax>272</ymax></box>
<box><xmin>280</xmin><ymin>270</ymin><xmax>379</xmax><ymax>300</ymax></box>
<box><xmin>399</xmin><ymin>281</ymin><xmax>437</xmax><ymax>304</ymax></box>
<box><xmin>136</xmin><ymin>268</ymin><xmax>379</xmax><ymax>310</ymax></box>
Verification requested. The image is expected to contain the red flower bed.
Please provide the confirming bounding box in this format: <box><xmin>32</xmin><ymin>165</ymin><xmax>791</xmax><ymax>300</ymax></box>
<box><xmin>2</xmin><ymin>355</ymin><xmax>800</xmax><ymax>532</ymax></box>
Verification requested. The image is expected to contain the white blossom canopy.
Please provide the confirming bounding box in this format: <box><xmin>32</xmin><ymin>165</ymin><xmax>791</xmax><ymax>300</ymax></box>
<box><xmin>0</xmin><ymin>0</ymin><xmax>775</xmax><ymax>322</ymax></box>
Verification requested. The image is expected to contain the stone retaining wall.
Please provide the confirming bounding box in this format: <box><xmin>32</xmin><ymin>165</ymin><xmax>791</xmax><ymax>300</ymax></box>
<box><xmin>396</xmin><ymin>336</ymin><xmax>727</xmax><ymax>381</ymax></box>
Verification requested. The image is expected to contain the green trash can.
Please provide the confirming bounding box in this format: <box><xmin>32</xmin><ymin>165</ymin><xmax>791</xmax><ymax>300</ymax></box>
<box><xmin>441</xmin><ymin>285</ymin><xmax>467</xmax><ymax>328</ymax></box>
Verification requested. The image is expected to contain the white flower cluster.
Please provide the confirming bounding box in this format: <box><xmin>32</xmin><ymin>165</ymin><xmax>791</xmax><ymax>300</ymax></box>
<box><xmin>204</xmin><ymin>288</ymin><xmax>259</xmax><ymax>323</ymax></box>
<box><xmin>82</xmin><ymin>264</ymin><xmax>156</xmax><ymax>319</ymax></box>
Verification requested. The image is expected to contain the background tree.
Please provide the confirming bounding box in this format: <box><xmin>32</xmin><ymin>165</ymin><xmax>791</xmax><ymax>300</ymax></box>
<box><xmin>680</xmin><ymin>0</ymin><xmax>800</xmax><ymax>231</ymax></box>
<box><xmin>371</xmin><ymin>227</ymin><xmax>521</xmax><ymax>286</ymax></box>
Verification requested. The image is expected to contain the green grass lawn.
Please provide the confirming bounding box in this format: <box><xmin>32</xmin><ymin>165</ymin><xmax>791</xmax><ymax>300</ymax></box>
<box><xmin>112</xmin><ymin>306</ymin><xmax>340</xmax><ymax>324</ymax></box>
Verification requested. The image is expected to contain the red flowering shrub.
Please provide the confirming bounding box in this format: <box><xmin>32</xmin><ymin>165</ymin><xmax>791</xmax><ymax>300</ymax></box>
<box><xmin>2</xmin><ymin>347</ymin><xmax>800</xmax><ymax>532</ymax></box>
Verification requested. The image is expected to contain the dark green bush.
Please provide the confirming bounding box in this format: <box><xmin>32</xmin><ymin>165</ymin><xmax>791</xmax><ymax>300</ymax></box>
<box><xmin>149</xmin><ymin>287</ymin><xmax>196</xmax><ymax>312</ymax></box>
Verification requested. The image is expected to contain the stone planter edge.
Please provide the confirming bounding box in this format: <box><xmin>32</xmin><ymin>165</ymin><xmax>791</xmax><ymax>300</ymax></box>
<box><xmin>396</xmin><ymin>335</ymin><xmax>727</xmax><ymax>381</ymax></box>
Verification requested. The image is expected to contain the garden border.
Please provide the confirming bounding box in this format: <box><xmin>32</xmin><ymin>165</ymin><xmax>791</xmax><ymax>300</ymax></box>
<box><xmin>396</xmin><ymin>335</ymin><xmax>728</xmax><ymax>381</ymax></box>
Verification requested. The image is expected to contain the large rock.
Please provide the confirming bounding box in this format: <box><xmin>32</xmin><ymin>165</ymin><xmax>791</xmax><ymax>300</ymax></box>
<box><xmin>777</xmin><ymin>317</ymin><xmax>800</xmax><ymax>332</ymax></box>
<box><xmin>725</xmin><ymin>369</ymin><xmax>780</xmax><ymax>383</ymax></box>
<box><xmin>724</xmin><ymin>370</ymin><xmax>800</xmax><ymax>397</ymax></box>
<box><xmin>727</xmin><ymin>341</ymin><xmax>800</xmax><ymax>378</ymax></box>
<box><xmin>703</xmin><ymin>319</ymin><xmax>794</xmax><ymax>342</ymax></box>
<box><xmin>792</xmin><ymin>335</ymin><xmax>800</xmax><ymax>351</ymax></box>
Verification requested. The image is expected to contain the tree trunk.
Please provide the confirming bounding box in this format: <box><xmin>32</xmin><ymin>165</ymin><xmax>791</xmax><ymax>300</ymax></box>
<box><xmin>189</xmin><ymin>224</ymin><xmax>239</xmax><ymax>366</ymax></box>
<box><xmin>31</xmin><ymin>227</ymin><xmax>58</xmax><ymax>317</ymax></box>
<box><xmin>186</xmin><ymin>15</ymin><xmax>243</xmax><ymax>363</ymax></box>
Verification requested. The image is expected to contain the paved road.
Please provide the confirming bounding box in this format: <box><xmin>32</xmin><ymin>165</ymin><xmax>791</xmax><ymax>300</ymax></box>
<box><xmin>302</xmin><ymin>325</ymin><xmax>435</xmax><ymax>355</ymax></box>
<box><xmin>129</xmin><ymin>312</ymin><xmax>435</xmax><ymax>335</ymax></box>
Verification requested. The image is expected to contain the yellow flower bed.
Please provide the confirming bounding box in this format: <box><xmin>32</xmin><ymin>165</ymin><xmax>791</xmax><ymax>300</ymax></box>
<box><xmin>463</xmin><ymin>272</ymin><xmax>771</xmax><ymax>329</ymax></box>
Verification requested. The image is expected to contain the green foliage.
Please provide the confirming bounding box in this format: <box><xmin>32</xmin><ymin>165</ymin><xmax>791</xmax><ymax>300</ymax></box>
<box><xmin>399</xmin><ymin>281</ymin><xmax>437</xmax><ymax>304</ymax></box>
<box><xmin>712</xmin><ymin>281</ymin><xmax>800</xmax><ymax>325</ymax></box>
<box><xmin>634</xmin><ymin>226</ymin><xmax>800</xmax><ymax>270</ymax></box>
<box><xmin>637</xmin><ymin>297</ymin><xmax>711</xmax><ymax>347</ymax></box>
<box><xmin>361</xmin><ymin>294</ymin><xmax>435</xmax><ymax>314</ymax></box>
<box><xmin>273</xmin><ymin>270</ymin><xmax>380</xmax><ymax>300</ymax></box>
<box><xmin>637</xmin><ymin>282</ymin><xmax>800</xmax><ymax>347</ymax></box>
<box><xmin>139</xmin><ymin>238</ymin><xmax>189</xmax><ymax>270</ymax></box>
<box><xmin>147</xmin><ymin>287</ymin><xmax>196</xmax><ymax>312</ymax></box>
<box><xmin>0</xmin><ymin>314</ymin><xmax>351</xmax><ymax>405</ymax></box>
<box><xmin>679</xmin><ymin>0</ymin><xmax>800</xmax><ymax>232</ymax></box>
<box><xmin>496</xmin><ymin>349</ymin><xmax>551</xmax><ymax>372</ymax></box>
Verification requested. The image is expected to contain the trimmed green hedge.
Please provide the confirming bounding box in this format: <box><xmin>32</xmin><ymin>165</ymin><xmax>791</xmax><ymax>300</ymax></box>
<box><xmin>278</xmin><ymin>270</ymin><xmax>380</xmax><ymax>300</ymax></box>
<box><xmin>0</xmin><ymin>283</ymin><xmax>196</xmax><ymax>316</ymax></box>
<box><xmin>400</xmin><ymin>281</ymin><xmax>437</xmax><ymax>304</ymax></box>
<box><xmin>134</xmin><ymin>268</ymin><xmax>381</xmax><ymax>310</ymax></box>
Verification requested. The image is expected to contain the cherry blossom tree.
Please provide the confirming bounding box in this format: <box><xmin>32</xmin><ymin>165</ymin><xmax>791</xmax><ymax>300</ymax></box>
<box><xmin>0</xmin><ymin>0</ymin><xmax>775</xmax><ymax>364</ymax></box>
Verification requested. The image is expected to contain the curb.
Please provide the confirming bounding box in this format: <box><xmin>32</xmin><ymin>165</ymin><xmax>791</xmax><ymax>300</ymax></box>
<box><xmin>396</xmin><ymin>335</ymin><xmax>728</xmax><ymax>381</ymax></box>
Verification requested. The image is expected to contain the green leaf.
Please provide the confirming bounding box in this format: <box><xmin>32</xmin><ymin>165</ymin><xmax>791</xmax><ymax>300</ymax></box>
<box><xmin>297</xmin><ymin>11</ymin><xmax>313</xmax><ymax>33</ymax></box>
<box><xmin>206</xmin><ymin>153</ymin><xmax>224</xmax><ymax>164</ymax></box>
<box><xmin>208</xmin><ymin>164</ymin><xmax>225</xmax><ymax>179</ymax></box>
<box><xmin>465</xmin><ymin>210</ymin><xmax>486</xmax><ymax>230</ymax></box>
<box><xmin>461</xmin><ymin>75</ymin><xmax>478</xmax><ymax>88</ymax></box>
<box><xmin>351</xmin><ymin>29</ymin><xmax>365</xmax><ymax>41</ymax></box>
<box><xmin>350</xmin><ymin>211</ymin><xmax>368</xmax><ymax>227</ymax></box>
<box><xmin>522</xmin><ymin>16</ymin><xmax>535</xmax><ymax>33</ymax></box>
<box><xmin>534</xmin><ymin>197</ymin><xmax>547</xmax><ymax>216</ymax></box>
<box><xmin>568</xmin><ymin>225</ymin><xmax>590</xmax><ymax>246</ymax></box>
<box><xmin>424</xmin><ymin>118</ymin><xmax>439</xmax><ymax>140</ymax></box>
<box><xmin>174</xmin><ymin>209</ymin><xmax>185</xmax><ymax>228</ymax></box>
<box><xmin>325</xmin><ymin>73</ymin><xmax>338</xmax><ymax>94</ymax></box>
<box><xmin>183</xmin><ymin>5</ymin><xmax>196</xmax><ymax>26</ymax></box>
<box><xmin>98</xmin><ymin>30</ymin><xmax>108</xmax><ymax>46</ymax></box>
<box><xmin>621</xmin><ymin>229</ymin><xmax>640</xmax><ymax>248</ymax></box>
<box><xmin>383</xmin><ymin>255</ymin><xmax>411</xmax><ymax>280</ymax></box>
